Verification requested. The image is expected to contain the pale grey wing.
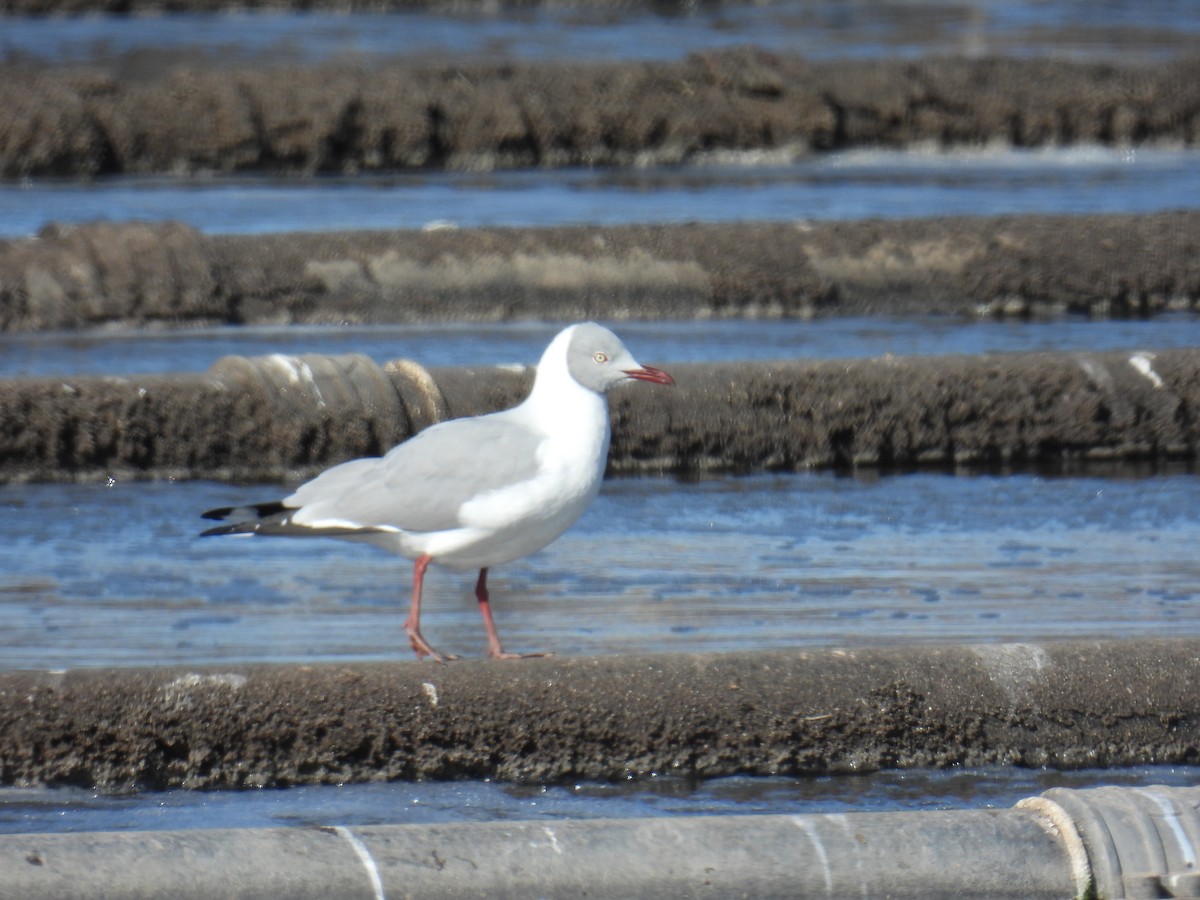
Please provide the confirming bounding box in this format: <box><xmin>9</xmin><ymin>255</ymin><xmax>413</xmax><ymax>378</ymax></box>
<box><xmin>287</xmin><ymin>413</ymin><xmax>545</xmax><ymax>533</ymax></box>
<box><xmin>284</xmin><ymin>457</ymin><xmax>382</xmax><ymax>515</ymax></box>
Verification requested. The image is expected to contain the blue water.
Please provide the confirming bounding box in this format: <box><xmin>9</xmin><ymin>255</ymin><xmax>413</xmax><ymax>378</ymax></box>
<box><xmin>2</xmin><ymin>472</ymin><xmax>1198</xmax><ymax>669</ymax></box>
<box><xmin>4</xmin><ymin>315</ymin><xmax>1200</xmax><ymax>380</ymax></box>
<box><xmin>1</xmin><ymin>147</ymin><xmax>1196</xmax><ymax>238</ymax></box>
<box><xmin>4</xmin><ymin>766</ymin><xmax>1200</xmax><ymax>835</ymax></box>
<box><xmin>1</xmin><ymin>1</ymin><xmax>1196</xmax><ymax>68</ymax></box>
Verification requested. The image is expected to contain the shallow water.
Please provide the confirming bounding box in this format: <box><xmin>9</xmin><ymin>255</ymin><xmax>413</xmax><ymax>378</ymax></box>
<box><xmin>5</xmin><ymin>315</ymin><xmax>1200</xmax><ymax>380</ymax></box>
<box><xmin>3</xmin><ymin>471</ymin><xmax>1198</xmax><ymax>669</ymax></box>
<box><xmin>4</xmin><ymin>766</ymin><xmax>1200</xmax><ymax>835</ymax></box>
<box><xmin>1</xmin><ymin>147</ymin><xmax>1196</xmax><ymax>238</ymax></box>
<box><xmin>1</xmin><ymin>0</ymin><xmax>1195</xmax><ymax>69</ymax></box>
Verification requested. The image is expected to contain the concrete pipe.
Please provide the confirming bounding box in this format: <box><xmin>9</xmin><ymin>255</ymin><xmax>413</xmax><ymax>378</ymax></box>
<box><xmin>3</xmin><ymin>785</ymin><xmax>1200</xmax><ymax>899</ymax></box>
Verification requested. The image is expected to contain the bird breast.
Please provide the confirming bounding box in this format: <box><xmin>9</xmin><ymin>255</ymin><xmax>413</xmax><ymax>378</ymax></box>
<box><xmin>430</xmin><ymin>401</ymin><xmax>610</xmax><ymax>568</ymax></box>
<box><xmin>460</xmin><ymin>413</ymin><xmax>609</xmax><ymax>533</ymax></box>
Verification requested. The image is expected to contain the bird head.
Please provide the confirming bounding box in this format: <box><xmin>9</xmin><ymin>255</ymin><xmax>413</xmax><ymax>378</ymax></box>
<box><xmin>564</xmin><ymin>323</ymin><xmax>674</xmax><ymax>394</ymax></box>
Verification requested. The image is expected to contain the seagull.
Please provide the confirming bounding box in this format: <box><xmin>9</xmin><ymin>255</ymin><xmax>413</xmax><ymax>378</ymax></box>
<box><xmin>201</xmin><ymin>322</ymin><xmax>673</xmax><ymax>661</ymax></box>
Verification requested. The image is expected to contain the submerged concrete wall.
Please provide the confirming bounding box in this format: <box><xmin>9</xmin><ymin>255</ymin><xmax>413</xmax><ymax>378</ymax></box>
<box><xmin>1</xmin><ymin>345</ymin><xmax>1196</xmax><ymax>483</ymax></box>
<box><xmin>1</xmin><ymin>52</ymin><xmax>1197</xmax><ymax>177</ymax></box>
<box><xmin>2</xmin><ymin>213</ymin><xmax>1198</xmax><ymax>331</ymax></box>
<box><xmin>1</xmin><ymin>639</ymin><xmax>1197</xmax><ymax>791</ymax></box>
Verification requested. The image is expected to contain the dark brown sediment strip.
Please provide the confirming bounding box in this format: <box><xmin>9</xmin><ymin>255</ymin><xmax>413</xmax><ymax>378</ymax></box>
<box><xmin>1</xmin><ymin>345</ymin><xmax>1197</xmax><ymax>483</ymax></box>
<box><xmin>0</xmin><ymin>52</ymin><xmax>1196</xmax><ymax>178</ymax></box>
<box><xmin>0</xmin><ymin>639</ymin><xmax>1196</xmax><ymax>789</ymax></box>
<box><xmin>1</xmin><ymin>212</ymin><xmax>1198</xmax><ymax>332</ymax></box>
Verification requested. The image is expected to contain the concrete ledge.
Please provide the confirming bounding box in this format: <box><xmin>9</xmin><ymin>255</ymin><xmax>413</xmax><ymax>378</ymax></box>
<box><xmin>2</xmin><ymin>640</ymin><xmax>1198</xmax><ymax>790</ymax></box>
<box><xmin>2</xmin><ymin>345</ymin><xmax>1197</xmax><ymax>482</ymax></box>
<box><xmin>1</xmin><ymin>53</ymin><xmax>1196</xmax><ymax>177</ymax></box>
<box><xmin>2</xmin><ymin>214</ymin><xmax>1199</xmax><ymax>331</ymax></box>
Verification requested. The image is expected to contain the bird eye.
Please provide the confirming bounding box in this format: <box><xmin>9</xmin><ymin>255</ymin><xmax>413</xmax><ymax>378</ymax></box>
<box><xmin>593</xmin><ymin>352</ymin><xmax>608</xmax><ymax>364</ymax></box>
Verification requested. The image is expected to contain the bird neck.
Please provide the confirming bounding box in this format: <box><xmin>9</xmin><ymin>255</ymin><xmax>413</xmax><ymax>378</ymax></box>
<box><xmin>522</xmin><ymin>331</ymin><xmax>609</xmax><ymax>437</ymax></box>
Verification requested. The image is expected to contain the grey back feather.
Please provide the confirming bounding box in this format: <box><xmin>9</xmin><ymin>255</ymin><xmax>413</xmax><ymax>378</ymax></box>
<box><xmin>286</xmin><ymin>413</ymin><xmax>545</xmax><ymax>533</ymax></box>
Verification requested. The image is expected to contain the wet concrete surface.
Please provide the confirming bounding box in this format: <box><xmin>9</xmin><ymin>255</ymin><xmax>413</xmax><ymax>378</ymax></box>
<box><xmin>0</xmin><ymin>52</ymin><xmax>1196</xmax><ymax>178</ymax></box>
<box><xmin>1</xmin><ymin>640</ymin><xmax>1196</xmax><ymax>790</ymax></box>
<box><xmin>1</xmin><ymin>345</ymin><xmax>1196</xmax><ymax>482</ymax></box>
<box><xmin>2</xmin><ymin>213</ymin><xmax>1198</xmax><ymax>333</ymax></box>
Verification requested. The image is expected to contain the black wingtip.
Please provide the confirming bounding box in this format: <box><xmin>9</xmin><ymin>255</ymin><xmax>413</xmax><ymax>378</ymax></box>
<box><xmin>201</xmin><ymin>501</ymin><xmax>289</xmax><ymax>522</ymax></box>
<box><xmin>200</xmin><ymin>500</ymin><xmax>293</xmax><ymax>538</ymax></box>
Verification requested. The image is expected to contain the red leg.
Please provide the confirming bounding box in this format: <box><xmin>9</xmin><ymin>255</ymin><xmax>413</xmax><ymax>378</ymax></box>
<box><xmin>404</xmin><ymin>554</ymin><xmax>452</xmax><ymax>662</ymax></box>
<box><xmin>475</xmin><ymin>568</ymin><xmax>552</xmax><ymax>660</ymax></box>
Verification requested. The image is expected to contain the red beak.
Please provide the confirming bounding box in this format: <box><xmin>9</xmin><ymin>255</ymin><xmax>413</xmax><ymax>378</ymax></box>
<box><xmin>624</xmin><ymin>365</ymin><xmax>674</xmax><ymax>386</ymax></box>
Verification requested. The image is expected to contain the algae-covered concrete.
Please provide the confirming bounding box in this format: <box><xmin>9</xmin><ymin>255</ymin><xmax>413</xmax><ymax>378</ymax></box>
<box><xmin>0</xmin><ymin>346</ymin><xmax>1196</xmax><ymax>483</ymax></box>
<box><xmin>1</xmin><ymin>213</ymin><xmax>1198</xmax><ymax>332</ymax></box>
<box><xmin>0</xmin><ymin>52</ymin><xmax>1196</xmax><ymax>177</ymax></box>
<box><xmin>0</xmin><ymin>640</ymin><xmax>1196</xmax><ymax>790</ymax></box>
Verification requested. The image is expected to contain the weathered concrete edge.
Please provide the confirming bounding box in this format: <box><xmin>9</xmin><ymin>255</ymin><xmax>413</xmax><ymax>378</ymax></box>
<box><xmin>2</xmin><ymin>346</ymin><xmax>1198</xmax><ymax>483</ymax></box>
<box><xmin>1</xmin><ymin>639</ymin><xmax>1197</xmax><ymax>790</ymax></box>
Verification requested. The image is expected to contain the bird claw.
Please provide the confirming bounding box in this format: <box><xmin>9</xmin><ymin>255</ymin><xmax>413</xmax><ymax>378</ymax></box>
<box><xmin>407</xmin><ymin>628</ymin><xmax>455</xmax><ymax>662</ymax></box>
<box><xmin>416</xmin><ymin>649</ymin><xmax>460</xmax><ymax>663</ymax></box>
<box><xmin>489</xmin><ymin>648</ymin><xmax>555</xmax><ymax>660</ymax></box>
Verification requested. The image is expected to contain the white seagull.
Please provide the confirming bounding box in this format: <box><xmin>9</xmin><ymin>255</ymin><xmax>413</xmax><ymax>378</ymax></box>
<box><xmin>201</xmin><ymin>322</ymin><xmax>673</xmax><ymax>661</ymax></box>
